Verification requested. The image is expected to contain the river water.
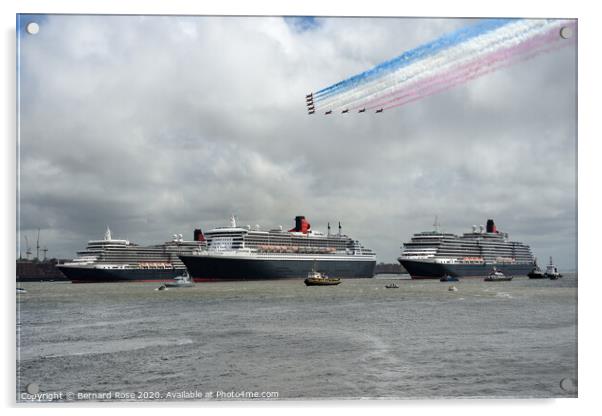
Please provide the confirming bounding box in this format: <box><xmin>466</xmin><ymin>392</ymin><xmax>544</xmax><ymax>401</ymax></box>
<box><xmin>16</xmin><ymin>274</ymin><xmax>577</xmax><ymax>401</ymax></box>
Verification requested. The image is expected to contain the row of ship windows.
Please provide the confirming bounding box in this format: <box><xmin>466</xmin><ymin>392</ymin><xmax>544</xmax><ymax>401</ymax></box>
<box><xmin>245</xmin><ymin>236</ymin><xmax>350</xmax><ymax>244</ymax></box>
<box><xmin>79</xmin><ymin>245</ymin><xmax>199</xmax><ymax>254</ymax></box>
<box><xmin>404</xmin><ymin>247</ymin><xmax>532</xmax><ymax>253</ymax></box>
<box><xmin>404</xmin><ymin>246</ymin><xmax>523</xmax><ymax>252</ymax></box>
<box><xmin>98</xmin><ymin>259</ymin><xmax>186</xmax><ymax>265</ymax></box>
<box><xmin>405</xmin><ymin>242</ymin><xmax>530</xmax><ymax>248</ymax></box>
<box><xmin>211</xmin><ymin>239</ymin><xmax>354</xmax><ymax>248</ymax></box>
<box><xmin>206</xmin><ymin>233</ymin><xmax>352</xmax><ymax>243</ymax></box>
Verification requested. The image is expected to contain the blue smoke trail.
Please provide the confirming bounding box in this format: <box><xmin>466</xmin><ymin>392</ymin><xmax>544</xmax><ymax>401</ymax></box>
<box><xmin>313</xmin><ymin>18</ymin><xmax>518</xmax><ymax>102</ymax></box>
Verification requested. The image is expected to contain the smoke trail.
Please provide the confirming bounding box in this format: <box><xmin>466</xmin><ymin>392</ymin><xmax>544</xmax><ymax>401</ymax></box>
<box><xmin>314</xmin><ymin>19</ymin><xmax>549</xmax><ymax>112</ymax></box>
<box><xmin>383</xmin><ymin>33</ymin><xmax>573</xmax><ymax>111</ymax></box>
<box><xmin>313</xmin><ymin>18</ymin><xmax>516</xmax><ymax>100</ymax></box>
<box><xmin>338</xmin><ymin>20</ymin><xmax>563</xmax><ymax>112</ymax></box>
<box><xmin>306</xmin><ymin>18</ymin><xmax>574</xmax><ymax>115</ymax></box>
<box><xmin>366</xmin><ymin>20</ymin><xmax>573</xmax><ymax>111</ymax></box>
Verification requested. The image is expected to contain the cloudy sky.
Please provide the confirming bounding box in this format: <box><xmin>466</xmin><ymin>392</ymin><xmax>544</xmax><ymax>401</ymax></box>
<box><xmin>17</xmin><ymin>15</ymin><xmax>577</xmax><ymax>268</ymax></box>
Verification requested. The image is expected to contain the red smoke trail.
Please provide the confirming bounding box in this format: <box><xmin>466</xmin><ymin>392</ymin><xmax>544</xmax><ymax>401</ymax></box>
<box><xmin>354</xmin><ymin>22</ymin><xmax>574</xmax><ymax>112</ymax></box>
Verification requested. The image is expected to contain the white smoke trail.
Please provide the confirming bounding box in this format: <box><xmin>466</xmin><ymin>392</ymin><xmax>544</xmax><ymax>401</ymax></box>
<box><xmin>364</xmin><ymin>20</ymin><xmax>571</xmax><ymax>111</ymax></box>
<box><xmin>383</xmin><ymin>39</ymin><xmax>571</xmax><ymax>111</ymax></box>
<box><xmin>313</xmin><ymin>19</ymin><xmax>545</xmax><ymax>111</ymax></box>
<box><xmin>313</xmin><ymin>19</ymin><xmax>569</xmax><ymax>114</ymax></box>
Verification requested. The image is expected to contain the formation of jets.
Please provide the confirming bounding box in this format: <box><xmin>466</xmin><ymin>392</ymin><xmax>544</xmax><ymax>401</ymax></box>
<box><xmin>306</xmin><ymin>93</ymin><xmax>384</xmax><ymax>115</ymax></box>
<box><xmin>319</xmin><ymin>108</ymin><xmax>384</xmax><ymax>115</ymax></box>
<box><xmin>306</xmin><ymin>93</ymin><xmax>314</xmax><ymax>115</ymax></box>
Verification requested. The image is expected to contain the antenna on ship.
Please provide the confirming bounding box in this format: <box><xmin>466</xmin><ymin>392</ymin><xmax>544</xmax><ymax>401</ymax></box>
<box><xmin>327</xmin><ymin>222</ymin><xmax>331</xmax><ymax>235</ymax></box>
<box><xmin>433</xmin><ymin>216</ymin><xmax>441</xmax><ymax>233</ymax></box>
<box><xmin>338</xmin><ymin>222</ymin><xmax>342</xmax><ymax>236</ymax></box>
<box><xmin>230</xmin><ymin>215</ymin><xmax>237</xmax><ymax>228</ymax></box>
<box><xmin>42</xmin><ymin>246</ymin><xmax>48</xmax><ymax>261</ymax></box>
<box><xmin>24</xmin><ymin>236</ymin><xmax>32</xmax><ymax>260</ymax></box>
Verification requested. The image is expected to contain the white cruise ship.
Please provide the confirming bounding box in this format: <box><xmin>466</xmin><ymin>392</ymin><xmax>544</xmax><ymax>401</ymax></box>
<box><xmin>179</xmin><ymin>215</ymin><xmax>376</xmax><ymax>281</ymax></box>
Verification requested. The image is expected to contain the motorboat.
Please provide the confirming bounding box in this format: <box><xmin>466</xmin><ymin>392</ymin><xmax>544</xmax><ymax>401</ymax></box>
<box><xmin>440</xmin><ymin>274</ymin><xmax>459</xmax><ymax>282</ymax></box>
<box><xmin>165</xmin><ymin>272</ymin><xmax>194</xmax><ymax>288</ymax></box>
<box><xmin>304</xmin><ymin>269</ymin><xmax>341</xmax><ymax>286</ymax></box>
<box><xmin>484</xmin><ymin>267</ymin><xmax>513</xmax><ymax>281</ymax></box>
<box><xmin>544</xmin><ymin>257</ymin><xmax>562</xmax><ymax>280</ymax></box>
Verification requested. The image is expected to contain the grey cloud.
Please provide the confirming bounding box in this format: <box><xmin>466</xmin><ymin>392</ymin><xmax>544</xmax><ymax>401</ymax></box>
<box><xmin>18</xmin><ymin>16</ymin><xmax>577</xmax><ymax>269</ymax></box>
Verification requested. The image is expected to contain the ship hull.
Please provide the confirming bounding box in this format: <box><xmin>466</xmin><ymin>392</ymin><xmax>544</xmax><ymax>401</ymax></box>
<box><xmin>179</xmin><ymin>255</ymin><xmax>376</xmax><ymax>281</ymax></box>
<box><xmin>399</xmin><ymin>259</ymin><xmax>534</xmax><ymax>279</ymax></box>
<box><xmin>57</xmin><ymin>266</ymin><xmax>185</xmax><ymax>283</ymax></box>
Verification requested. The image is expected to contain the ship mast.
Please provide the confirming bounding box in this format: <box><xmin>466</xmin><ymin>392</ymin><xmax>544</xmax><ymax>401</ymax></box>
<box><xmin>36</xmin><ymin>228</ymin><xmax>40</xmax><ymax>260</ymax></box>
<box><xmin>24</xmin><ymin>236</ymin><xmax>32</xmax><ymax>260</ymax></box>
<box><xmin>433</xmin><ymin>216</ymin><xmax>441</xmax><ymax>233</ymax></box>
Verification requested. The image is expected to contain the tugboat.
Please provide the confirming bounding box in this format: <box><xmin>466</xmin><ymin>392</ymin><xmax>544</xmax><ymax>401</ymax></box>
<box><xmin>304</xmin><ymin>267</ymin><xmax>341</xmax><ymax>286</ymax></box>
<box><xmin>544</xmin><ymin>257</ymin><xmax>562</xmax><ymax>280</ymax></box>
<box><xmin>440</xmin><ymin>274</ymin><xmax>459</xmax><ymax>282</ymax></box>
<box><xmin>165</xmin><ymin>271</ymin><xmax>194</xmax><ymax>288</ymax></box>
<box><xmin>484</xmin><ymin>267</ymin><xmax>513</xmax><ymax>282</ymax></box>
<box><xmin>528</xmin><ymin>259</ymin><xmax>546</xmax><ymax>279</ymax></box>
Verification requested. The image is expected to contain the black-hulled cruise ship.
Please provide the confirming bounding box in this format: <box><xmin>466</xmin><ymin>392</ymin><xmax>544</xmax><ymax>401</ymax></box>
<box><xmin>58</xmin><ymin>227</ymin><xmax>206</xmax><ymax>283</ymax></box>
<box><xmin>179</xmin><ymin>216</ymin><xmax>376</xmax><ymax>281</ymax></box>
<box><xmin>398</xmin><ymin>219</ymin><xmax>535</xmax><ymax>279</ymax></box>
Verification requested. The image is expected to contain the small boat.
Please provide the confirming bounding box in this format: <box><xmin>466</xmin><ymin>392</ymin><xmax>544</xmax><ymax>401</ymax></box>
<box><xmin>164</xmin><ymin>272</ymin><xmax>194</xmax><ymax>288</ymax></box>
<box><xmin>544</xmin><ymin>257</ymin><xmax>562</xmax><ymax>280</ymax></box>
<box><xmin>155</xmin><ymin>284</ymin><xmax>168</xmax><ymax>291</ymax></box>
<box><xmin>304</xmin><ymin>269</ymin><xmax>341</xmax><ymax>286</ymax></box>
<box><xmin>16</xmin><ymin>287</ymin><xmax>27</xmax><ymax>294</ymax></box>
<box><xmin>484</xmin><ymin>267</ymin><xmax>513</xmax><ymax>282</ymax></box>
<box><xmin>528</xmin><ymin>260</ymin><xmax>546</xmax><ymax>279</ymax></box>
<box><xmin>448</xmin><ymin>285</ymin><xmax>458</xmax><ymax>292</ymax></box>
<box><xmin>385</xmin><ymin>283</ymin><xmax>399</xmax><ymax>289</ymax></box>
<box><xmin>440</xmin><ymin>274</ymin><xmax>459</xmax><ymax>282</ymax></box>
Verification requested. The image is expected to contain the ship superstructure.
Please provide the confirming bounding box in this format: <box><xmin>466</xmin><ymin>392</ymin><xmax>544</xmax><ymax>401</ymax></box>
<box><xmin>179</xmin><ymin>215</ymin><xmax>376</xmax><ymax>281</ymax></box>
<box><xmin>398</xmin><ymin>219</ymin><xmax>535</xmax><ymax>279</ymax></box>
<box><xmin>58</xmin><ymin>227</ymin><xmax>206</xmax><ymax>283</ymax></box>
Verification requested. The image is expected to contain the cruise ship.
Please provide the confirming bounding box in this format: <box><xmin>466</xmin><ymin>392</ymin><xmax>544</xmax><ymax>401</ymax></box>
<box><xmin>58</xmin><ymin>227</ymin><xmax>206</xmax><ymax>283</ymax></box>
<box><xmin>179</xmin><ymin>215</ymin><xmax>376</xmax><ymax>281</ymax></box>
<box><xmin>398</xmin><ymin>218</ymin><xmax>535</xmax><ymax>279</ymax></box>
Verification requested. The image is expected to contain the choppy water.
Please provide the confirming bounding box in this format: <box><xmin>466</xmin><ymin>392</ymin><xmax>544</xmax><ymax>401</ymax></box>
<box><xmin>16</xmin><ymin>274</ymin><xmax>577</xmax><ymax>401</ymax></box>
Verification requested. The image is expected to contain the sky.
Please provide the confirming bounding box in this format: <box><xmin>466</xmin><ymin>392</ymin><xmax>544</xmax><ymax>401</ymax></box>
<box><xmin>16</xmin><ymin>15</ymin><xmax>577</xmax><ymax>268</ymax></box>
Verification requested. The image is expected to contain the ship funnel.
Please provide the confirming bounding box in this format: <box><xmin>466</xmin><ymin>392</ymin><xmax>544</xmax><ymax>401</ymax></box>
<box><xmin>289</xmin><ymin>216</ymin><xmax>311</xmax><ymax>234</ymax></box>
<box><xmin>486</xmin><ymin>219</ymin><xmax>497</xmax><ymax>233</ymax></box>
<box><xmin>194</xmin><ymin>229</ymin><xmax>205</xmax><ymax>242</ymax></box>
